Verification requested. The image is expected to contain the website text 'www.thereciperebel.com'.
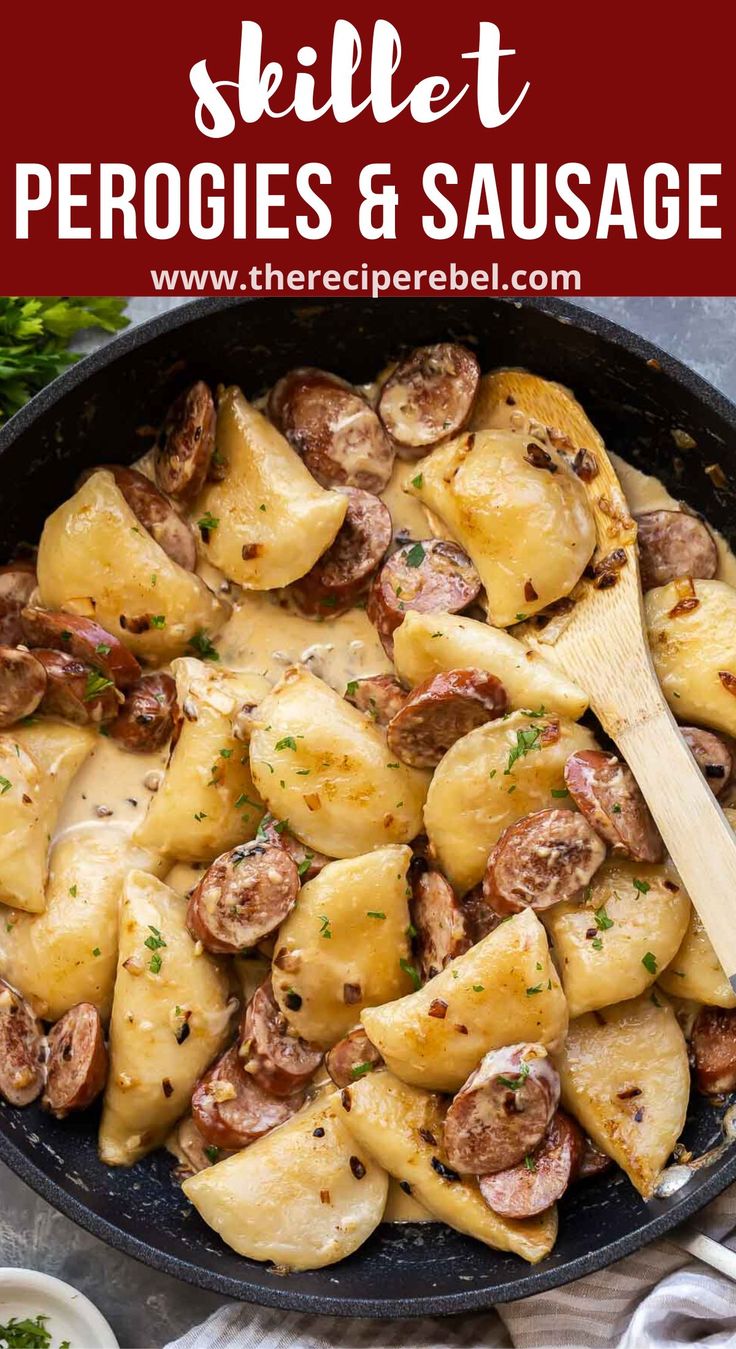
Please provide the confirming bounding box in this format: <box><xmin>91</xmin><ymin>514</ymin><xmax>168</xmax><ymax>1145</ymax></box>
<box><xmin>149</xmin><ymin>261</ymin><xmax>582</xmax><ymax>297</ymax></box>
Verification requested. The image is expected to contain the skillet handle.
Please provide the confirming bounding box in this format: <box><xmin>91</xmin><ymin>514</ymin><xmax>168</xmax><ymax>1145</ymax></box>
<box><xmin>670</xmin><ymin>1226</ymin><xmax>736</xmax><ymax>1283</ymax></box>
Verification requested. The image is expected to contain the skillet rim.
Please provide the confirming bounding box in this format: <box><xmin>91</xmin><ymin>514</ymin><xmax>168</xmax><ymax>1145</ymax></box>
<box><xmin>1</xmin><ymin>294</ymin><xmax>735</xmax><ymax>1316</ymax></box>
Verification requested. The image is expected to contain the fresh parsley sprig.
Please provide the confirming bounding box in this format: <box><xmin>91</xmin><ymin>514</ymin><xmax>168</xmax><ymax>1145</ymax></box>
<box><xmin>0</xmin><ymin>297</ymin><xmax>129</xmax><ymax>424</ymax></box>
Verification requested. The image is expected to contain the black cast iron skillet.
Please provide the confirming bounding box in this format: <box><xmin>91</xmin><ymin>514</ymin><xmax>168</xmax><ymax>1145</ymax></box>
<box><xmin>1</xmin><ymin>297</ymin><xmax>735</xmax><ymax>1317</ymax></box>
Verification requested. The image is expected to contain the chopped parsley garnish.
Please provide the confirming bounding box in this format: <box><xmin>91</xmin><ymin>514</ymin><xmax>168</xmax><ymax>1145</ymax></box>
<box><xmin>642</xmin><ymin>951</ymin><xmax>657</xmax><ymax>974</ymax></box>
<box><xmin>399</xmin><ymin>958</ymin><xmax>422</xmax><ymax>990</ymax></box>
<box><xmin>594</xmin><ymin>905</ymin><xmax>614</xmax><ymax>931</ymax></box>
<box><xmin>551</xmin><ymin>787</ymin><xmax>569</xmax><ymax>798</ymax></box>
<box><xmin>525</xmin><ymin>984</ymin><xmax>543</xmax><ymax>996</ymax></box>
<box><xmin>591</xmin><ymin>936</ymin><xmax>603</xmax><ymax>951</ymax></box>
<box><xmin>150</xmin><ymin>614</ymin><xmax>166</xmax><ymax>629</ymax></box>
<box><xmin>367</xmin><ymin>910</ymin><xmax>386</xmax><ymax>919</ymax></box>
<box><xmin>411</xmin><ymin>473</ymin><xmax>423</xmax><ymax>488</ymax></box>
<box><xmin>92</xmin><ymin>947</ymin><xmax>101</xmax><ymax>957</ymax></box>
<box><xmin>633</xmin><ymin>878</ymin><xmax>651</xmax><ymax>894</ymax></box>
<box><xmin>297</xmin><ymin>854</ymin><xmax>314</xmax><ymax>877</ymax></box>
<box><xmin>497</xmin><ymin>1062</ymin><xmax>530</xmax><ymax>1091</ymax></box>
<box><xmin>0</xmin><ymin>777</ymin><xmax>13</xmax><ymax>794</ymax></box>
<box><xmin>69</xmin><ymin>885</ymin><xmax>77</xmax><ymax>898</ymax></box>
<box><xmin>505</xmin><ymin>726</ymin><xmax>542</xmax><ymax>773</ymax></box>
<box><xmin>149</xmin><ymin>952</ymin><xmax>163</xmax><ymax>974</ymax></box>
<box><xmin>472</xmin><ymin>984</ymin><xmax>485</xmax><ymax>992</ymax></box>
<box><xmin>188</xmin><ymin>630</ymin><xmax>219</xmax><ymax>661</ymax></box>
<box><xmin>95</xmin><ymin>642</ymin><xmax>111</xmax><ymax>656</ymax></box>
<box><xmin>350</xmin><ymin>1061</ymin><xmax>376</xmax><ymax>1079</ymax></box>
<box><xmin>515</xmin><ymin>613</ymin><xmax>527</xmax><ymax>622</ymax></box>
<box><xmin>345</xmin><ymin>680</ymin><xmax>359</xmax><ymax>696</ymax></box>
<box><xmin>144</xmin><ymin>925</ymin><xmax>167</xmax><ymax>952</ymax></box>
<box><xmin>194</xmin><ymin>810</ymin><xmax>207</xmax><ymax>822</ymax></box>
<box><xmin>275</xmin><ymin>736</ymin><xmax>298</xmax><ymax>752</ymax></box>
<box><xmin>197</xmin><ymin>512</ymin><xmax>219</xmax><ymax>533</ymax></box>
<box><xmin>0</xmin><ymin>1313</ymin><xmax>69</xmax><ymax>1349</ymax></box>
<box><xmin>612</xmin><ymin>803</ymin><xmax>622</xmax><ymax>814</ymax></box>
<box><xmin>204</xmin><ymin>1145</ymin><xmax>220</xmax><ymax>1163</ymax></box>
<box><xmin>405</xmin><ymin>542</ymin><xmax>426</xmax><ymax>568</ymax></box>
<box><xmin>524</xmin><ymin>1154</ymin><xmax>537</xmax><ymax>1172</ymax></box>
<box><xmin>84</xmin><ymin>669</ymin><xmax>114</xmax><ymax>701</ymax></box>
<box><xmin>319</xmin><ymin>914</ymin><xmax>332</xmax><ymax>939</ymax></box>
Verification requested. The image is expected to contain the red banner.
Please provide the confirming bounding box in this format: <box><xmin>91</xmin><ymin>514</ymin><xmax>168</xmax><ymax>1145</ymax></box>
<box><xmin>1</xmin><ymin>0</ymin><xmax>733</xmax><ymax>295</ymax></box>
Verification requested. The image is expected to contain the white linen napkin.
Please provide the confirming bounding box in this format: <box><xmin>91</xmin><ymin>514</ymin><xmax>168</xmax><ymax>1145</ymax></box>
<box><xmin>164</xmin><ymin>1183</ymin><xmax>736</xmax><ymax>1349</ymax></box>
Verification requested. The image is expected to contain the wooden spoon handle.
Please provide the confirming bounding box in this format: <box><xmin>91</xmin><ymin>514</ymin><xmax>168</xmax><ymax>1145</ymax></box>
<box><xmin>617</xmin><ymin>709</ymin><xmax>736</xmax><ymax>992</ymax></box>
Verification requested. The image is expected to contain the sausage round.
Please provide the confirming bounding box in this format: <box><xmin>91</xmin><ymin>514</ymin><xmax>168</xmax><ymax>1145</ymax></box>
<box><xmin>681</xmin><ymin>727</ymin><xmax>733</xmax><ymax>796</ymax></box>
<box><xmin>482</xmin><ymin>808</ymin><xmax>607</xmax><ymax>917</ymax></box>
<box><xmin>479</xmin><ymin>1111</ymin><xmax>584</xmax><ymax>1218</ymax></box>
<box><xmin>20</xmin><ymin>608</ymin><xmax>141</xmax><ymax>689</ymax></box>
<box><xmin>34</xmin><ymin>648</ymin><xmax>120</xmax><ymax>726</ymax></box>
<box><xmin>154</xmin><ymin>381</ymin><xmax>217</xmax><ymax>502</ymax></box>
<box><xmin>636</xmin><ymin>509</ymin><xmax>718</xmax><ymax>591</ymax></box>
<box><xmin>691</xmin><ymin>1006</ymin><xmax>736</xmax><ymax>1095</ymax></box>
<box><xmin>386</xmin><ymin>668</ymin><xmax>507</xmax><ymax>769</ymax></box>
<box><xmin>367</xmin><ymin>539</ymin><xmax>481</xmax><ymax>658</ymax></box>
<box><xmin>42</xmin><ymin>1003</ymin><xmax>108</xmax><ymax>1117</ymax></box>
<box><xmin>187</xmin><ymin>841</ymin><xmax>300</xmax><ymax>954</ymax></box>
<box><xmin>290</xmin><ymin>488</ymin><xmax>392</xmax><ymax>617</ymax></box>
<box><xmin>325</xmin><ymin>1027</ymin><xmax>384</xmax><ymax>1088</ymax></box>
<box><xmin>409</xmin><ymin>858</ymin><xmax>471</xmax><ymax>981</ymax></box>
<box><xmin>192</xmin><ymin>1045</ymin><xmax>302</xmax><ymax>1149</ymax></box>
<box><xmin>344</xmin><ymin>674</ymin><xmax>407</xmax><ymax>727</ymax></box>
<box><xmin>564</xmin><ymin>749</ymin><xmax>664</xmax><ymax>863</ymax></box>
<box><xmin>240</xmin><ymin>978</ymin><xmax>323</xmax><ymax>1096</ymax></box>
<box><xmin>259</xmin><ymin>816</ymin><xmax>332</xmax><ymax>882</ymax></box>
<box><xmin>0</xmin><ymin>647</ymin><xmax>47</xmax><ymax>728</ymax></box>
<box><xmin>377</xmin><ymin>344</ymin><xmax>480</xmax><ymax>451</ymax></box>
<box><xmin>0</xmin><ymin>560</ymin><xmax>37</xmax><ymax>607</ymax></box>
<box><xmin>270</xmin><ymin>367</ymin><xmax>395</xmax><ymax>493</ymax></box>
<box><xmin>577</xmin><ymin>1136</ymin><xmax>613</xmax><ymax>1181</ymax></box>
<box><xmin>0</xmin><ymin>562</ymin><xmax>37</xmax><ymax>647</ymax></box>
<box><xmin>444</xmin><ymin>1043</ymin><xmax>560</xmax><ymax>1175</ymax></box>
<box><xmin>461</xmin><ymin>883</ymin><xmax>503</xmax><ymax>942</ymax></box>
<box><xmin>99</xmin><ymin>466</ymin><xmax>197</xmax><ymax>571</ymax></box>
<box><xmin>108</xmin><ymin>673</ymin><xmax>177</xmax><ymax>753</ymax></box>
<box><xmin>0</xmin><ymin>978</ymin><xmax>45</xmax><ymax>1107</ymax></box>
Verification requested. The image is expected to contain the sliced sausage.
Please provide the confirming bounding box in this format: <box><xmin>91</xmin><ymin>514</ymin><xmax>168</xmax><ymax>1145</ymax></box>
<box><xmin>108</xmin><ymin>673</ymin><xmax>177</xmax><ymax>753</ymax></box>
<box><xmin>175</xmin><ymin>1115</ymin><xmax>233</xmax><ymax>1175</ymax></box>
<box><xmin>20</xmin><ymin>608</ymin><xmax>141</xmax><ymax>689</ymax></box>
<box><xmin>192</xmin><ymin>1045</ymin><xmax>302</xmax><ymax>1149</ymax></box>
<box><xmin>409</xmin><ymin>858</ymin><xmax>471</xmax><ymax>981</ymax></box>
<box><xmin>444</xmin><ymin>1043</ymin><xmax>560</xmax><ymax>1176</ymax></box>
<box><xmin>0</xmin><ymin>647</ymin><xmax>47</xmax><ymax>728</ymax></box>
<box><xmin>0</xmin><ymin>978</ymin><xmax>45</xmax><ymax>1107</ymax></box>
<box><xmin>577</xmin><ymin>1136</ymin><xmax>614</xmax><ymax>1181</ymax></box>
<box><xmin>691</xmin><ymin>1006</ymin><xmax>736</xmax><ymax>1095</ymax></box>
<box><xmin>258</xmin><ymin>816</ymin><xmax>332</xmax><ymax>882</ymax></box>
<box><xmin>482</xmin><ymin>808</ymin><xmax>607</xmax><ymax>917</ymax></box>
<box><xmin>270</xmin><ymin>367</ymin><xmax>395</xmax><ymax>493</ymax></box>
<box><xmin>291</xmin><ymin>488</ymin><xmax>392</xmax><ymax>617</ymax></box>
<box><xmin>367</xmin><ymin>540</ymin><xmax>481</xmax><ymax>658</ymax></box>
<box><xmin>187</xmin><ymin>841</ymin><xmax>300</xmax><ymax>955</ymax></box>
<box><xmin>0</xmin><ymin>560</ymin><xmax>37</xmax><ymax>608</ymax></box>
<box><xmin>42</xmin><ymin>1003</ymin><xmax>108</xmax><ymax>1118</ymax></box>
<box><xmin>34</xmin><ymin>649</ymin><xmax>120</xmax><ymax>726</ymax></box>
<box><xmin>79</xmin><ymin>465</ymin><xmax>198</xmax><ymax>571</ymax></box>
<box><xmin>564</xmin><ymin>750</ymin><xmax>664</xmax><ymax>863</ymax></box>
<box><xmin>636</xmin><ymin>509</ymin><xmax>718</xmax><ymax>591</ymax></box>
<box><xmin>344</xmin><ymin>673</ymin><xmax>407</xmax><ymax>727</ymax></box>
<box><xmin>0</xmin><ymin>562</ymin><xmax>37</xmax><ymax>647</ymax></box>
<box><xmin>154</xmin><ymin>381</ymin><xmax>216</xmax><ymax>502</ymax></box>
<box><xmin>461</xmin><ymin>884</ymin><xmax>502</xmax><ymax>943</ymax></box>
<box><xmin>387</xmin><ymin>668</ymin><xmax>507</xmax><ymax>769</ymax></box>
<box><xmin>681</xmin><ymin>727</ymin><xmax>733</xmax><ymax>796</ymax></box>
<box><xmin>325</xmin><ymin>1028</ymin><xmax>384</xmax><ymax>1088</ymax></box>
<box><xmin>479</xmin><ymin>1111</ymin><xmax>584</xmax><ymax>1218</ymax></box>
<box><xmin>377</xmin><ymin>344</ymin><xmax>480</xmax><ymax>452</ymax></box>
<box><xmin>240</xmin><ymin>978</ymin><xmax>323</xmax><ymax>1097</ymax></box>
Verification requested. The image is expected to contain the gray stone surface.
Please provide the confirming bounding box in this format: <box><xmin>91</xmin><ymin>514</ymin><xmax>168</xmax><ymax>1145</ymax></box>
<box><xmin>1</xmin><ymin>296</ymin><xmax>735</xmax><ymax>1349</ymax></box>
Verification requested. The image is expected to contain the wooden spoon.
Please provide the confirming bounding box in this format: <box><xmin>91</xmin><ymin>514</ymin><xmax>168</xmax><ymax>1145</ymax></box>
<box><xmin>473</xmin><ymin>369</ymin><xmax>736</xmax><ymax>994</ymax></box>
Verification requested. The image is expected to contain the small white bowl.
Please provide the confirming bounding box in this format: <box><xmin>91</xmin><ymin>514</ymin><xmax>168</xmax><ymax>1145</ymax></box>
<box><xmin>0</xmin><ymin>1268</ymin><xmax>118</xmax><ymax>1347</ymax></box>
